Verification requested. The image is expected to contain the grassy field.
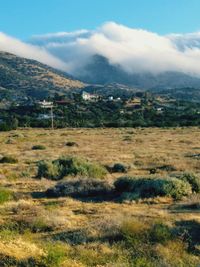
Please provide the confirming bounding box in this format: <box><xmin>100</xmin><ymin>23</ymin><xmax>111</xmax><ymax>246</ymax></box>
<box><xmin>0</xmin><ymin>127</ymin><xmax>199</xmax><ymax>266</ymax></box>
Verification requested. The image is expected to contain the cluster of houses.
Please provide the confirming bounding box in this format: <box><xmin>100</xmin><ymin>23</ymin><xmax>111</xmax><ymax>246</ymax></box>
<box><xmin>81</xmin><ymin>91</ymin><xmax>121</xmax><ymax>102</ymax></box>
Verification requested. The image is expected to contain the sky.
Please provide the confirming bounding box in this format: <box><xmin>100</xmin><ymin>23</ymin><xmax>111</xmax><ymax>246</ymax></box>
<box><xmin>1</xmin><ymin>0</ymin><xmax>200</xmax><ymax>39</ymax></box>
<box><xmin>1</xmin><ymin>1</ymin><xmax>200</xmax><ymax>77</ymax></box>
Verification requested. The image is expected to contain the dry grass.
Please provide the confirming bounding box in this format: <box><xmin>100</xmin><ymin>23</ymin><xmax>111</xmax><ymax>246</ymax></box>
<box><xmin>0</xmin><ymin>127</ymin><xmax>199</xmax><ymax>266</ymax></box>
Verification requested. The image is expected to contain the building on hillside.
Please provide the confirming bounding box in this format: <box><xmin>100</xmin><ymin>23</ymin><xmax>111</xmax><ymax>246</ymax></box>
<box><xmin>37</xmin><ymin>100</ymin><xmax>53</xmax><ymax>108</ymax></box>
<box><xmin>108</xmin><ymin>96</ymin><xmax>114</xmax><ymax>101</ymax></box>
<box><xmin>125</xmin><ymin>97</ymin><xmax>142</xmax><ymax>109</ymax></box>
<box><xmin>81</xmin><ymin>91</ymin><xmax>99</xmax><ymax>101</ymax></box>
<box><xmin>156</xmin><ymin>107</ymin><xmax>164</xmax><ymax>113</ymax></box>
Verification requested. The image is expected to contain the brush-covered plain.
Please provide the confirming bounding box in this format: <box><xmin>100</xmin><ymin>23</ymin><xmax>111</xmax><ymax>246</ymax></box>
<box><xmin>0</xmin><ymin>127</ymin><xmax>200</xmax><ymax>267</ymax></box>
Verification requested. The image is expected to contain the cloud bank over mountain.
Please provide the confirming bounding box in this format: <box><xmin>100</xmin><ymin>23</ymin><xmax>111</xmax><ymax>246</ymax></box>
<box><xmin>1</xmin><ymin>22</ymin><xmax>200</xmax><ymax>76</ymax></box>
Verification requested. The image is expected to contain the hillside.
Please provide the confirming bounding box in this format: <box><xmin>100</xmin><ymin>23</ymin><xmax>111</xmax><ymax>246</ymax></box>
<box><xmin>0</xmin><ymin>52</ymin><xmax>85</xmax><ymax>99</ymax></box>
<box><xmin>153</xmin><ymin>87</ymin><xmax>200</xmax><ymax>103</ymax></box>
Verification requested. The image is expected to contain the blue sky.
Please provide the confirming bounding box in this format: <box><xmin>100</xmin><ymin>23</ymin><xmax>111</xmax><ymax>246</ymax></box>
<box><xmin>1</xmin><ymin>0</ymin><xmax>200</xmax><ymax>38</ymax></box>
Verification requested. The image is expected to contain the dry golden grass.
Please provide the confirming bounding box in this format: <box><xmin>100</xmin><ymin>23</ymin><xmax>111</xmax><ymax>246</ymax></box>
<box><xmin>0</xmin><ymin>127</ymin><xmax>199</xmax><ymax>266</ymax></box>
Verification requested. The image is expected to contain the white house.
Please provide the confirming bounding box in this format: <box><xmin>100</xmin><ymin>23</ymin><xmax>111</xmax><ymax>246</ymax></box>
<box><xmin>38</xmin><ymin>100</ymin><xmax>53</xmax><ymax>108</ymax></box>
<box><xmin>108</xmin><ymin>96</ymin><xmax>114</xmax><ymax>101</ymax></box>
<box><xmin>81</xmin><ymin>91</ymin><xmax>99</xmax><ymax>101</ymax></box>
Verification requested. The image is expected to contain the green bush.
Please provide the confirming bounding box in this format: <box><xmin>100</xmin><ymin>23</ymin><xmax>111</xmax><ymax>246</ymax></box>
<box><xmin>37</xmin><ymin>161</ymin><xmax>62</xmax><ymax>180</ymax></box>
<box><xmin>149</xmin><ymin>222</ymin><xmax>172</xmax><ymax>243</ymax></box>
<box><xmin>114</xmin><ymin>176</ymin><xmax>192</xmax><ymax>200</ymax></box>
<box><xmin>41</xmin><ymin>243</ymin><xmax>68</xmax><ymax>267</ymax></box>
<box><xmin>46</xmin><ymin>178</ymin><xmax>113</xmax><ymax>198</ymax></box>
<box><xmin>37</xmin><ymin>156</ymin><xmax>107</xmax><ymax>180</ymax></box>
<box><xmin>32</xmin><ymin>145</ymin><xmax>46</xmax><ymax>150</ymax></box>
<box><xmin>110</xmin><ymin>163</ymin><xmax>129</xmax><ymax>173</ymax></box>
<box><xmin>0</xmin><ymin>156</ymin><xmax>18</xmax><ymax>164</ymax></box>
<box><xmin>178</xmin><ymin>173</ymin><xmax>200</xmax><ymax>193</ymax></box>
<box><xmin>0</xmin><ymin>188</ymin><xmax>13</xmax><ymax>204</ymax></box>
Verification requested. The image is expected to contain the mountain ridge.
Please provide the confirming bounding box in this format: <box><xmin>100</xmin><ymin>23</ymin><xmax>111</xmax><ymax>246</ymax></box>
<box><xmin>0</xmin><ymin>51</ymin><xmax>85</xmax><ymax>99</ymax></box>
<box><xmin>76</xmin><ymin>54</ymin><xmax>200</xmax><ymax>90</ymax></box>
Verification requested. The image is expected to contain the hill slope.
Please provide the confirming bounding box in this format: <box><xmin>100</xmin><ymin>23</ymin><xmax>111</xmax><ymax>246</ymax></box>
<box><xmin>0</xmin><ymin>52</ymin><xmax>85</xmax><ymax>99</ymax></box>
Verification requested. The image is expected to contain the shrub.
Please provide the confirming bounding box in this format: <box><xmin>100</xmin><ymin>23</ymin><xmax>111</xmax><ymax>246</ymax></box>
<box><xmin>37</xmin><ymin>160</ymin><xmax>62</xmax><ymax>180</ymax></box>
<box><xmin>46</xmin><ymin>178</ymin><xmax>113</xmax><ymax>198</ymax></box>
<box><xmin>32</xmin><ymin>145</ymin><xmax>46</xmax><ymax>150</ymax></box>
<box><xmin>110</xmin><ymin>163</ymin><xmax>129</xmax><ymax>173</ymax></box>
<box><xmin>0</xmin><ymin>188</ymin><xmax>13</xmax><ymax>204</ymax></box>
<box><xmin>178</xmin><ymin>173</ymin><xmax>200</xmax><ymax>193</ymax></box>
<box><xmin>0</xmin><ymin>156</ymin><xmax>18</xmax><ymax>164</ymax></box>
<box><xmin>37</xmin><ymin>156</ymin><xmax>107</xmax><ymax>180</ymax></box>
<box><xmin>114</xmin><ymin>176</ymin><xmax>192</xmax><ymax>200</ymax></box>
<box><xmin>66</xmin><ymin>141</ymin><xmax>78</xmax><ymax>147</ymax></box>
<box><xmin>149</xmin><ymin>222</ymin><xmax>172</xmax><ymax>244</ymax></box>
<box><xmin>121</xmin><ymin>220</ymin><xmax>150</xmax><ymax>246</ymax></box>
<box><xmin>41</xmin><ymin>243</ymin><xmax>68</xmax><ymax>267</ymax></box>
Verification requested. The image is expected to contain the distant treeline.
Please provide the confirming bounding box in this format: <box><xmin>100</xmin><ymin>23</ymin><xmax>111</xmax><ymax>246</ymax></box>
<box><xmin>0</xmin><ymin>99</ymin><xmax>200</xmax><ymax>131</ymax></box>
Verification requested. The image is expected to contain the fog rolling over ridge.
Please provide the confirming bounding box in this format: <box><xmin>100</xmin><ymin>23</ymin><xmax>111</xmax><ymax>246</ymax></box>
<box><xmin>29</xmin><ymin>22</ymin><xmax>200</xmax><ymax>77</ymax></box>
<box><xmin>2</xmin><ymin>22</ymin><xmax>200</xmax><ymax>88</ymax></box>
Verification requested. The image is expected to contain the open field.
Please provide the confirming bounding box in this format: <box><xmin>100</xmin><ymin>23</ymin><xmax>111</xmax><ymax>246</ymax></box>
<box><xmin>0</xmin><ymin>127</ymin><xmax>200</xmax><ymax>266</ymax></box>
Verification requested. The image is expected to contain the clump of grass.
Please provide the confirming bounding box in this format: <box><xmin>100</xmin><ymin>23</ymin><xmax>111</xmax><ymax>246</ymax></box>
<box><xmin>0</xmin><ymin>218</ymin><xmax>53</xmax><ymax>234</ymax></box>
<box><xmin>149</xmin><ymin>222</ymin><xmax>172</xmax><ymax>244</ymax></box>
<box><xmin>0</xmin><ymin>156</ymin><xmax>18</xmax><ymax>164</ymax></box>
<box><xmin>114</xmin><ymin>176</ymin><xmax>192</xmax><ymax>200</ymax></box>
<box><xmin>120</xmin><ymin>219</ymin><xmax>199</xmax><ymax>267</ymax></box>
<box><xmin>9</xmin><ymin>132</ymin><xmax>24</xmax><ymax>138</ymax></box>
<box><xmin>71</xmin><ymin>243</ymin><xmax>129</xmax><ymax>267</ymax></box>
<box><xmin>32</xmin><ymin>145</ymin><xmax>46</xmax><ymax>150</ymax></box>
<box><xmin>5</xmin><ymin>138</ymin><xmax>16</xmax><ymax>144</ymax></box>
<box><xmin>2</xmin><ymin>201</ymin><xmax>67</xmax><ymax>232</ymax></box>
<box><xmin>0</xmin><ymin>188</ymin><xmax>13</xmax><ymax>204</ymax></box>
<box><xmin>40</xmin><ymin>242</ymin><xmax>69</xmax><ymax>267</ymax></box>
<box><xmin>37</xmin><ymin>156</ymin><xmax>107</xmax><ymax>180</ymax></box>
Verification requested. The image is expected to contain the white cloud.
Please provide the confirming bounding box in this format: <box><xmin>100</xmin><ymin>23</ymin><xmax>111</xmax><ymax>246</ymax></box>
<box><xmin>0</xmin><ymin>32</ymin><xmax>68</xmax><ymax>71</ymax></box>
<box><xmin>2</xmin><ymin>22</ymin><xmax>200</xmax><ymax>77</ymax></box>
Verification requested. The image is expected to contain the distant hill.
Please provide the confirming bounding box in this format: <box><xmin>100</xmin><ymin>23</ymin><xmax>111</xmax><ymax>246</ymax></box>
<box><xmin>154</xmin><ymin>87</ymin><xmax>200</xmax><ymax>103</ymax></box>
<box><xmin>77</xmin><ymin>55</ymin><xmax>200</xmax><ymax>90</ymax></box>
<box><xmin>1</xmin><ymin>52</ymin><xmax>200</xmax><ymax>103</ymax></box>
<box><xmin>0</xmin><ymin>52</ymin><xmax>84</xmax><ymax>99</ymax></box>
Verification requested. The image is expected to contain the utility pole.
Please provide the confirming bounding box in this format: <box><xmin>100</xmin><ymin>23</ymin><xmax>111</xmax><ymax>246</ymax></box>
<box><xmin>50</xmin><ymin>106</ymin><xmax>54</xmax><ymax>129</ymax></box>
<box><xmin>38</xmin><ymin>100</ymin><xmax>54</xmax><ymax>130</ymax></box>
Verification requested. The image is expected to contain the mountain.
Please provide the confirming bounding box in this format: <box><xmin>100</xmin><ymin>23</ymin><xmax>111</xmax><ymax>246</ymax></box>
<box><xmin>77</xmin><ymin>55</ymin><xmax>200</xmax><ymax>90</ymax></box>
<box><xmin>0</xmin><ymin>52</ymin><xmax>84</xmax><ymax>99</ymax></box>
<box><xmin>154</xmin><ymin>87</ymin><xmax>200</xmax><ymax>103</ymax></box>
